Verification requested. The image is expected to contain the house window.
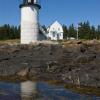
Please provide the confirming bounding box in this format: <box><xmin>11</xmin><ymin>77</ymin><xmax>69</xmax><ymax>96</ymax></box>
<box><xmin>58</xmin><ymin>28</ymin><xmax>60</xmax><ymax>31</ymax></box>
<box><xmin>52</xmin><ymin>32</ymin><xmax>55</xmax><ymax>37</ymax></box>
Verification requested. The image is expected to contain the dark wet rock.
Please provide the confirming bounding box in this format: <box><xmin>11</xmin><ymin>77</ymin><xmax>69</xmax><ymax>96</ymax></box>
<box><xmin>79</xmin><ymin>44</ymin><xmax>87</xmax><ymax>53</ymax></box>
<box><xmin>77</xmin><ymin>41</ymin><xmax>82</xmax><ymax>44</ymax></box>
<box><xmin>0</xmin><ymin>42</ymin><xmax>100</xmax><ymax>87</ymax></box>
<box><xmin>17</xmin><ymin>64</ymin><xmax>30</xmax><ymax>77</ymax></box>
<box><xmin>46</xmin><ymin>61</ymin><xmax>59</xmax><ymax>73</ymax></box>
<box><xmin>75</xmin><ymin>53</ymin><xmax>96</xmax><ymax>64</ymax></box>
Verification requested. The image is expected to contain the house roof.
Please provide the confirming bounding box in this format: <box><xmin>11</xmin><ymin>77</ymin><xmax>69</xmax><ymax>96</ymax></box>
<box><xmin>47</xmin><ymin>21</ymin><xmax>62</xmax><ymax>29</ymax></box>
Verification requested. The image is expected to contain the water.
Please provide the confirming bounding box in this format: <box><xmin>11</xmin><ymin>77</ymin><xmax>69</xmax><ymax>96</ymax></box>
<box><xmin>0</xmin><ymin>81</ymin><xmax>100</xmax><ymax>100</ymax></box>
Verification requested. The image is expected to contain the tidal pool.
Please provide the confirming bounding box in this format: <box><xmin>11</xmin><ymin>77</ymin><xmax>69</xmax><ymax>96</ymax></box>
<box><xmin>0</xmin><ymin>81</ymin><xmax>100</xmax><ymax>100</ymax></box>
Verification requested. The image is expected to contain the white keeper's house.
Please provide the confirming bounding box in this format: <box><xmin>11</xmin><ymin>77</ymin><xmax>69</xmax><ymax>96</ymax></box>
<box><xmin>47</xmin><ymin>21</ymin><xmax>63</xmax><ymax>40</ymax></box>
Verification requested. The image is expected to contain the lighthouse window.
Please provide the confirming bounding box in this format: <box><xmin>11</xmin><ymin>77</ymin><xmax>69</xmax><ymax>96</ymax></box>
<box><xmin>28</xmin><ymin>0</ymin><xmax>34</xmax><ymax>4</ymax></box>
<box><xmin>31</xmin><ymin>0</ymin><xmax>34</xmax><ymax>4</ymax></box>
<box><xmin>28</xmin><ymin>0</ymin><xmax>31</xmax><ymax>3</ymax></box>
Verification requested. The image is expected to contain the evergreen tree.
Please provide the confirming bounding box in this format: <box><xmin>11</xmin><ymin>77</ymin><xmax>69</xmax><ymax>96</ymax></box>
<box><xmin>0</xmin><ymin>24</ymin><xmax>20</xmax><ymax>40</ymax></box>
<box><xmin>62</xmin><ymin>25</ymin><xmax>68</xmax><ymax>39</ymax></box>
<box><xmin>78</xmin><ymin>21</ymin><xmax>91</xmax><ymax>39</ymax></box>
<box><xmin>90</xmin><ymin>26</ymin><xmax>96</xmax><ymax>39</ymax></box>
<box><xmin>96</xmin><ymin>25</ymin><xmax>100</xmax><ymax>39</ymax></box>
<box><xmin>68</xmin><ymin>24</ymin><xmax>77</xmax><ymax>39</ymax></box>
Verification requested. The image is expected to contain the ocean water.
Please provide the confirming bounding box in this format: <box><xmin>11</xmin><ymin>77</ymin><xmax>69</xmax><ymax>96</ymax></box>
<box><xmin>0</xmin><ymin>81</ymin><xmax>100</xmax><ymax>100</ymax></box>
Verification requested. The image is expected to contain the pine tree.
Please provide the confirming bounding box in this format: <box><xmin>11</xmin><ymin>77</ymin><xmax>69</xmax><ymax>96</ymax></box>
<box><xmin>78</xmin><ymin>21</ymin><xmax>91</xmax><ymax>39</ymax></box>
<box><xmin>62</xmin><ymin>25</ymin><xmax>68</xmax><ymax>39</ymax></box>
<box><xmin>68</xmin><ymin>24</ymin><xmax>77</xmax><ymax>39</ymax></box>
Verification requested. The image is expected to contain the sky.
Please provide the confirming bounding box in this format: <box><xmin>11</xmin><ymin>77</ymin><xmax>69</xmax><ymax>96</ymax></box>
<box><xmin>0</xmin><ymin>0</ymin><xmax>100</xmax><ymax>27</ymax></box>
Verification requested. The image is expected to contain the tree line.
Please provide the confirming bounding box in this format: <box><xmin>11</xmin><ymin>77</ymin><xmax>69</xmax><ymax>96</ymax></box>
<box><xmin>63</xmin><ymin>21</ymin><xmax>100</xmax><ymax>40</ymax></box>
<box><xmin>0</xmin><ymin>21</ymin><xmax>100</xmax><ymax>40</ymax></box>
<box><xmin>0</xmin><ymin>24</ymin><xmax>20</xmax><ymax>40</ymax></box>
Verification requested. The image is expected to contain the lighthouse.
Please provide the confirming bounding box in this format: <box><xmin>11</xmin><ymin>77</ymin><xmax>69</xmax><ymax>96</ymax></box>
<box><xmin>20</xmin><ymin>0</ymin><xmax>41</xmax><ymax>44</ymax></box>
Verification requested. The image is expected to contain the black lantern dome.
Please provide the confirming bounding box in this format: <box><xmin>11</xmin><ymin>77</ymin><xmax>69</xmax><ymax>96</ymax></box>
<box><xmin>20</xmin><ymin>0</ymin><xmax>41</xmax><ymax>9</ymax></box>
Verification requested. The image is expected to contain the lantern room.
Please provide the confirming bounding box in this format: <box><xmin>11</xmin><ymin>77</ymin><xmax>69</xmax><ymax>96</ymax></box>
<box><xmin>20</xmin><ymin>0</ymin><xmax>41</xmax><ymax>9</ymax></box>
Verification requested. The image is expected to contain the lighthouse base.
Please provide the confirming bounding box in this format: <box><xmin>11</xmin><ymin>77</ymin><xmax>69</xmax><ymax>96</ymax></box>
<box><xmin>21</xmin><ymin>32</ymin><xmax>47</xmax><ymax>44</ymax></box>
<box><xmin>21</xmin><ymin>31</ymin><xmax>39</xmax><ymax>44</ymax></box>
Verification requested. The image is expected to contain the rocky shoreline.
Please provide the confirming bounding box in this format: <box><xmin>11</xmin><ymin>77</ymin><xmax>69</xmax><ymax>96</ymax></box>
<box><xmin>0</xmin><ymin>40</ymin><xmax>100</xmax><ymax>88</ymax></box>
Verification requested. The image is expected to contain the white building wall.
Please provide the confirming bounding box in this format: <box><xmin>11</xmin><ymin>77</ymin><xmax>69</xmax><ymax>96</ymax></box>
<box><xmin>21</xmin><ymin>5</ymin><xmax>39</xmax><ymax>44</ymax></box>
<box><xmin>47</xmin><ymin>21</ymin><xmax>63</xmax><ymax>40</ymax></box>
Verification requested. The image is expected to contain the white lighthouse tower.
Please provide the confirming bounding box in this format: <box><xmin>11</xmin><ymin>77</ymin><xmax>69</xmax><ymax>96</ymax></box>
<box><xmin>20</xmin><ymin>0</ymin><xmax>41</xmax><ymax>44</ymax></box>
